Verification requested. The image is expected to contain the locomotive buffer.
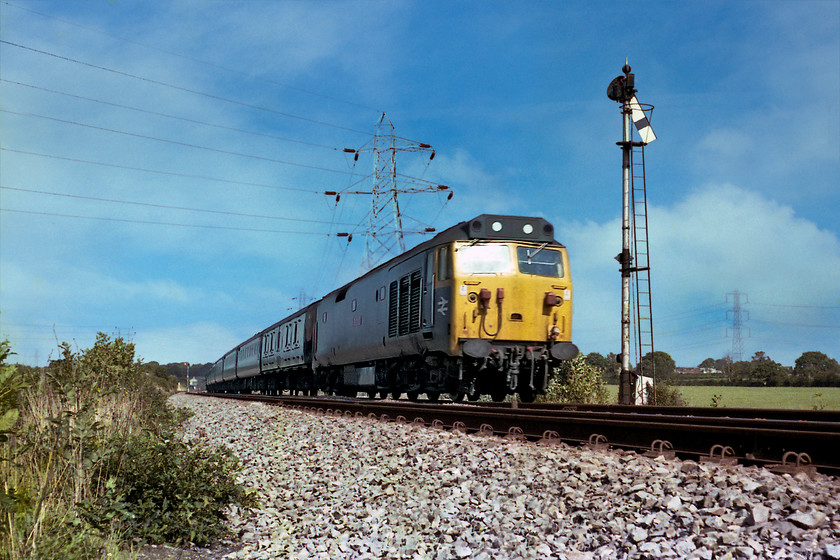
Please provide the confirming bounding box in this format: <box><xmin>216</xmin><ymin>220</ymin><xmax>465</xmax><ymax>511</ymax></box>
<box><xmin>607</xmin><ymin>62</ymin><xmax>657</xmax><ymax>405</ymax></box>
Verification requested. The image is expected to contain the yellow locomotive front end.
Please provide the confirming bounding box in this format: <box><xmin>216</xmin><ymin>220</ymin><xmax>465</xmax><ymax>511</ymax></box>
<box><xmin>438</xmin><ymin>216</ymin><xmax>578</xmax><ymax>401</ymax></box>
<box><xmin>451</xmin><ymin>240</ymin><xmax>573</xmax><ymax>346</ymax></box>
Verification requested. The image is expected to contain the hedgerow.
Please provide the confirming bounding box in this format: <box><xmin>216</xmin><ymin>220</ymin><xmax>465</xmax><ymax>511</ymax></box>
<box><xmin>1</xmin><ymin>334</ymin><xmax>253</xmax><ymax>560</ymax></box>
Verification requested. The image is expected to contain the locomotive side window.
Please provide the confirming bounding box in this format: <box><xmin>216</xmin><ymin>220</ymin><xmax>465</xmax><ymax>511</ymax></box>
<box><xmin>437</xmin><ymin>246</ymin><xmax>452</xmax><ymax>280</ymax></box>
<box><xmin>457</xmin><ymin>244</ymin><xmax>513</xmax><ymax>274</ymax></box>
<box><xmin>351</xmin><ymin>299</ymin><xmax>357</xmax><ymax>312</ymax></box>
<box><xmin>517</xmin><ymin>246</ymin><xmax>564</xmax><ymax>277</ymax></box>
<box><xmin>375</xmin><ymin>286</ymin><xmax>386</xmax><ymax>302</ymax></box>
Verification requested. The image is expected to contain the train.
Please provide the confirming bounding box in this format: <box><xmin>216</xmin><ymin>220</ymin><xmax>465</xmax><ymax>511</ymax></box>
<box><xmin>205</xmin><ymin>214</ymin><xmax>578</xmax><ymax>402</ymax></box>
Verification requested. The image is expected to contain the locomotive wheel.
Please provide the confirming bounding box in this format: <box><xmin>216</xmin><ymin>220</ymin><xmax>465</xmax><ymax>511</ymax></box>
<box><xmin>448</xmin><ymin>392</ymin><xmax>465</xmax><ymax>402</ymax></box>
<box><xmin>491</xmin><ymin>391</ymin><xmax>507</xmax><ymax>402</ymax></box>
<box><xmin>467</xmin><ymin>392</ymin><xmax>481</xmax><ymax>402</ymax></box>
<box><xmin>367</xmin><ymin>390</ymin><xmax>377</xmax><ymax>399</ymax></box>
<box><xmin>407</xmin><ymin>391</ymin><xmax>420</xmax><ymax>402</ymax></box>
<box><xmin>426</xmin><ymin>391</ymin><xmax>440</xmax><ymax>402</ymax></box>
<box><xmin>391</xmin><ymin>391</ymin><xmax>403</xmax><ymax>400</ymax></box>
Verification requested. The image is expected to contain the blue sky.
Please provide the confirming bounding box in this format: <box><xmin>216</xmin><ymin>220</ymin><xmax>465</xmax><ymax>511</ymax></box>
<box><xmin>1</xmin><ymin>0</ymin><xmax>838</xmax><ymax>368</ymax></box>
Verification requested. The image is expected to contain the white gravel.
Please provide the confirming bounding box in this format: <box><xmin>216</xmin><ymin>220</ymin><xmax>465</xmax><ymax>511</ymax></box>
<box><xmin>170</xmin><ymin>393</ymin><xmax>840</xmax><ymax>560</ymax></box>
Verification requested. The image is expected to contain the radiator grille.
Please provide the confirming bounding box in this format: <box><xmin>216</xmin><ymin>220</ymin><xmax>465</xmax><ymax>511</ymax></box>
<box><xmin>389</xmin><ymin>269</ymin><xmax>422</xmax><ymax>337</ymax></box>
<box><xmin>388</xmin><ymin>280</ymin><xmax>399</xmax><ymax>337</ymax></box>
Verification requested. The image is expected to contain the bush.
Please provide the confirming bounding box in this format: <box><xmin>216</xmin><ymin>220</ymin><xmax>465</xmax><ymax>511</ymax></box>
<box><xmin>645</xmin><ymin>380</ymin><xmax>688</xmax><ymax>406</ymax></box>
<box><xmin>540</xmin><ymin>356</ymin><xmax>610</xmax><ymax>404</ymax></box>
<box><xmin>83</xmin><ymin>433</ymin><xmax>255</xmax><ymax>546</ymax></box>
<box><xmin>1</xmin><ymin>334</ymin><xmax>253</xmax><ymax>559</ymax></box>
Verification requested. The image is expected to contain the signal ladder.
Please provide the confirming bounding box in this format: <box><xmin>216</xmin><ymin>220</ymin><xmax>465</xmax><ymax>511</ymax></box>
<box><xmin>630</xmin><ymin>144</ymin><xmax>655</xmax><ymax>382</ymax></box>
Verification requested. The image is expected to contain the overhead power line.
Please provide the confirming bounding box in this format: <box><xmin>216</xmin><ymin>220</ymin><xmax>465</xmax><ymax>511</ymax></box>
<box><xmin>751</xmin><ymin>319</ymin><xmax>839</xmax><ymax>330</ymax></box>
<box><xmin>1</xmin><ymin>207</ymin><xmax>437</xmax><ymax>237</ymax></box>
<box><xmin>0</xmin><ymin>147</ymin><xmax>371</xmax><ymax>195</ymax></box>
<box><xmin>0</xmin><ymin>185</ymin><xmax>360</xmax><ymax>226</ymax></box>
<box><xmin>751</xmin><ymin>302</ymin><xmax>840</xmax><ymax>310</ymax></box>
<box><xmin>0</xmin><ymin>40</ymin><xmax>372</xmax><ymax>135</ymax></box>
<box><xmin>2</xmin><ymin>79</ymin><xmax>351</xmax><ymax>152</ymax></box>
<box><xmin>0</xmin><ymin>207</ymin><xmax>352</xmax><ymax>235</ymax></box>
<box><xmin>3</xmin><ymin>1</ymin><xmax>383</xmax><ymax>114</ymax></box>
<box><xmin>1</xmin><ymin>109</ymin><xmax>358</xmax><ymax>176</ymax></box>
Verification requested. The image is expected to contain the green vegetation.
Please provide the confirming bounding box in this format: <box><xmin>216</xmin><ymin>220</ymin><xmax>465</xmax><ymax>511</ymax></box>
<box><xmin>584</xmin><ymin>347</ymin><xmax>840</xmax><ymax>408</ymax></box>
<box><xmin>604</xmin><ymin>385</ymin><xmax>840</xmax><ymax>410</ymax></box>
<box><xmin>672</xmin><ymin>385</ymin><xmax>840</xmax><ymax>410</ymax></box>
<box><xmin>693</xmin><ymin>351</ymin><xmax>840</xmax><ymax>387</ymax></box>
<box><xmin>1</xmin><ymin>335</ymin><xmax>254</xmax><ymax>560</ymax></box>
<box><xmin>539</xmin><ymin>355</ymin><xmax>610</xmax><ymax>404</ymax></box>
<box><xmin>645</xmin><ymin>380</ymin><xmax>689</xmax><ymax>407</ymax></box>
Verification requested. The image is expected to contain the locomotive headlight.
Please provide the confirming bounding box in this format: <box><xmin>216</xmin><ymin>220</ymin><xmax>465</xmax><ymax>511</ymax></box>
<box><xmin>522</xmin><ymin>223</ymin><xmax>534</xmax><ymax>234</ymax></box>
<box><xmin>491</xmin><ymin>221</ymin><xmax>503</xmax><ymax>232</ymax></box>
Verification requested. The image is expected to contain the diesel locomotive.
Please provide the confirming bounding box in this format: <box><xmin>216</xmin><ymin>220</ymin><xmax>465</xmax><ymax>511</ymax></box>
<box><xmin>205</xmin><ymin>214</ymin><xmax>578</xmax><ymax>402</ymax></box>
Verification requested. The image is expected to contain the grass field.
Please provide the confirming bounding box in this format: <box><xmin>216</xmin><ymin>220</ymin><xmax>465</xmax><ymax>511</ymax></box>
<box><xmin>605</xmin><ymin>385</ymin><xmax>840</xmax><ymax>410</ymax></box>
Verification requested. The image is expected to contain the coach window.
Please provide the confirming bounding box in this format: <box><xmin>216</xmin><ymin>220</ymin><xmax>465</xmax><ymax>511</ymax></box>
<box><xmin>437</xmin><ymin>246</ymin><xmax>452</xmax><ymax>280</ymax></box>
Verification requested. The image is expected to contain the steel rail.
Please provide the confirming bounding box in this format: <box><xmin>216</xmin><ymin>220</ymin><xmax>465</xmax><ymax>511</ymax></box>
<box><xmin>201</xmin><ymin>393</ymin><xmax>840</xmax><ymax>476</ymax></box>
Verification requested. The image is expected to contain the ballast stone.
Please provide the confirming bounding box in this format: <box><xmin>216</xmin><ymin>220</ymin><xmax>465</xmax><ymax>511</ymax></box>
<box><xmin>165</xmin><ymin>394</ymin><xmax>840</xmax><ymax>560</ymax></box>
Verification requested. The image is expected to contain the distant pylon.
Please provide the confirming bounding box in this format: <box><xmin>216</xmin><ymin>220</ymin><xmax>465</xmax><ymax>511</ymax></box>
<box><xmin>726</xmin><ymin>290</ymin><xmax>749</xmax><ymax>361</ymax></box>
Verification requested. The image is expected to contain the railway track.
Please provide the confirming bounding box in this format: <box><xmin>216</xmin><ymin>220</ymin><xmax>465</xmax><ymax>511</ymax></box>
<box><xmin>205</xmin><ymin>393</ymin><xmax>840</xmax><ymax>476</ymax></box>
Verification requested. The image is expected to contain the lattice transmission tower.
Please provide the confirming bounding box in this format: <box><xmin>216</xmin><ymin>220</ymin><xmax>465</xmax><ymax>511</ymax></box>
<box><xmin>362</xmin><ymin>113</ymin><xmax>449</xmax><ymax>270</ymax></box>
<box><xmin>726</xmin><ymin>290</ymin><xmax>749</xmax><ymax>361</ymax></box>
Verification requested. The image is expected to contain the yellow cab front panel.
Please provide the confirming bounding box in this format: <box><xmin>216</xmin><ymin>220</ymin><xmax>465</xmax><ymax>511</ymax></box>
<box><xmin>448</xmin><ymin>240</ymin><xmax>573</xmax><ymax>354</ymax></box>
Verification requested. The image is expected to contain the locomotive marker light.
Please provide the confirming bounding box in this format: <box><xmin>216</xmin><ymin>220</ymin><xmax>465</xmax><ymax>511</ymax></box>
<box><xmin>608</xmin><ymin>61</ymin><xmax>656</xmax><ymax>405</ymax></box>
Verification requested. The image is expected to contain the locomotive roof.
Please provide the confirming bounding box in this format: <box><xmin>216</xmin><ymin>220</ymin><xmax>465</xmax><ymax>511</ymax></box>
<box><xmin>436</xmin><ymin>214</ymin><xmax>559</xmax><ymax>245</ymax></box>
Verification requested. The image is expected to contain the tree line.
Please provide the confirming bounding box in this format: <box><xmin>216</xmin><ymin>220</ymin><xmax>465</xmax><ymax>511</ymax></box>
<box><xmin>582</xmin><ymin>350</ymin><xmax>840</xmax><ymax>387</ymax></box>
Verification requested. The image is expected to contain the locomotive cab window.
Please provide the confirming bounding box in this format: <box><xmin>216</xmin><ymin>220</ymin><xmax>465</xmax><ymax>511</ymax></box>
<box><xmin>456</xmin><ymin>244</ymin><xmax>513</xmax><ymax>274</ymax></box>
<box><xmin>517</xmin><ymin>246</ymin><xmax>564</xmax><ymax>277</ymax></box>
